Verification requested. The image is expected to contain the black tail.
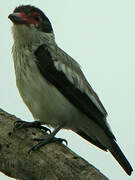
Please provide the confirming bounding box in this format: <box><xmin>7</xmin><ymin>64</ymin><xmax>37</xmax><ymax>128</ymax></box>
<box><xmin>76</xmin><ymin>130</ymin><xmax>133</xmax><ymax>175</ymax></box>
<box><xmin>76</xmin><ymin>130</ymin><xmax>107</xmax><ymax>151</ymax></box>
<box><xmin>109</xmin><ymin>140</ymin><xmax>133</xmax><ymax>175</ymax></box>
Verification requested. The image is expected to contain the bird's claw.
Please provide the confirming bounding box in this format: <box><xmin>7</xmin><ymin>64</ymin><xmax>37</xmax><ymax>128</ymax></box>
<box><xmin>28</xmin><ymin>137</ymin><xmax>67</xmax><ymax>154</ymax></box>
<box><xmin>13</xmin><ymin>120</ymin><xmax>51</xmax><ymax>134</ymax></box>
<box><xmin>13</xmin><ymin>119</ymin><xmax>26</xmax><ymax>131</ymax></box>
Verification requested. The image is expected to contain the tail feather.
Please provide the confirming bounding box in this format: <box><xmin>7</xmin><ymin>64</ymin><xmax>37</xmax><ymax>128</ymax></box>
<box><xmin>109</xmin><ymin>140</ymin><xmax>133</xmax><ymax>175</ymax></box>
<box><xmin>76</xmin><ymin>130</ymin><xmax>107</xmax><ymax>151</ymax></box>
<box><xmin>76</xmin><ymin>128</ymin><xmax>133</xmax><ymax>175</ymax></box>
<box><xmin>76</xmin><ymin>129</ymin><xmax>133</xmax><ymax>175</ymax></box>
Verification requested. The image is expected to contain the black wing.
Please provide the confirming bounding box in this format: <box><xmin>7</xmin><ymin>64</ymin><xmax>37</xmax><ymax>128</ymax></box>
<box><xmin>34</xmin><ymin>44</ymin><xmax>115</xmax><ymax>139</ymax></box>
<box><xmin>34</xmin><ymin>44</ymin><xmax>133</xmax><ymax>176</ymax></box>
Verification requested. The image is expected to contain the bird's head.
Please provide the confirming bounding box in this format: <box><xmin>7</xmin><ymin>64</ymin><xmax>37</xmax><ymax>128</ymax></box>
<box><xmin>8</xmin><ymin>5</ymin><xmax>54</xmax><ymax>45</ymax></box>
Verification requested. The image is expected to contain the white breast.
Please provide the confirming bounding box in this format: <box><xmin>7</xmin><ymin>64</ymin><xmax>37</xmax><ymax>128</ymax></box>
<box><xmin>12</xmin><ymin>45</ymin><xmax>84</xmax><ymax>129</ymax></box>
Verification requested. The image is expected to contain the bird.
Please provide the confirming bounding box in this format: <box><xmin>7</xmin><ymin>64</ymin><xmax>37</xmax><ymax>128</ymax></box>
<box><xmin>8</xmin><ymin>5</ymin><xmax>133</xmax><ymax>175</ymax></box>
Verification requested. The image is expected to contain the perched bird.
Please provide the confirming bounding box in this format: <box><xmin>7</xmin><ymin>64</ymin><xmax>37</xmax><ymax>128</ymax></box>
<box><xmin>8</xmin><ymin>5</ymin><xmax>133</xmax><ymax>175</ymax></box>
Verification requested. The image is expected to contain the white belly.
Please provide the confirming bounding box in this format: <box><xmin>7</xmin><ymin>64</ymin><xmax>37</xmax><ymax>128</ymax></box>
<box><xmin>13</xmin><ymin>49</ymin><xmax>82</xmax><ymax>129</ymax></box>
<box><xmin>12</xmin><ymin>46</ymin><xmax>112</xmax><ymax>146</ymax></box>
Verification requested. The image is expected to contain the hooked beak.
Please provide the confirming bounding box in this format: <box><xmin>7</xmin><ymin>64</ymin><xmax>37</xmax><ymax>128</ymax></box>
<box><xmin>8</xmin><ymin>12</ymin><xmax>28</xmax><ymax>25</ymax></box>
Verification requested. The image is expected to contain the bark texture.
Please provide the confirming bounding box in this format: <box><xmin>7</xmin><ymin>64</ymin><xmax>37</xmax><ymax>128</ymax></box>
<box><xmin>0</xmin><ymin>108</ymin><xmax>109</xmax><ymax>180</ymax></box>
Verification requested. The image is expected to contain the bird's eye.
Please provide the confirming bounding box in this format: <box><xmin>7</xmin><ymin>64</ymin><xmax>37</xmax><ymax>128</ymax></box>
<box><xmin>34</xmin><ymin>15</ymin><xmax>41</xmax><ymax>22</ymax></box>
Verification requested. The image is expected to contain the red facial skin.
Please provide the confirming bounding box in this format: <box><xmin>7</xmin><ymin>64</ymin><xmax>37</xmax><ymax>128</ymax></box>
<box><xmin>8</xmin><ymin>12</ymin><xmax>42</xmax><ymax>27</ymax></box>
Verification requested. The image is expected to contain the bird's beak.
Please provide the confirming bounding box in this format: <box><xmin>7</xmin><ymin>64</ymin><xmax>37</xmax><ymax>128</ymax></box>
<box><xmin>8</xmin><ymin>13</ymin><xmax>28</xmax><ymax>25</ymax></box>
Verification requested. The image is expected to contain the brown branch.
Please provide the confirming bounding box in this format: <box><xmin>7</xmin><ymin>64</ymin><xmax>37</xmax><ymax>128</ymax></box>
<box><xmin>0</xmin><ymin>108</ymin><xmax>109</xmax><ymax>180</ymax></box>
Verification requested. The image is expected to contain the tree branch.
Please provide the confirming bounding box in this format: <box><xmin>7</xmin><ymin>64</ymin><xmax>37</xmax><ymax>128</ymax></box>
<box><xmin>0</xmin><ymin>108</ymin><xmax>109</xmax><ymax>180</ymax></box>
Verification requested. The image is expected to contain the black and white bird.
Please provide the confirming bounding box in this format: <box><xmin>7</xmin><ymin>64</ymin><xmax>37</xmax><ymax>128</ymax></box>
<box><xmin>8</xmin><ymin>5</ymin><xmax>133</xmax><ymax>175</ymax></box>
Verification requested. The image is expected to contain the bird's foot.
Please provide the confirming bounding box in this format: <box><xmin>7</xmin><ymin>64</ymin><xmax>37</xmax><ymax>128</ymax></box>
<box><xmin>28</xmin><ymin>136</ymin><xmax>67</xmax><ymax>153</ymax></box>
<box><xmin>13</xmin><ymin>119</ymin><xmax>51</xmax><ymax>134</ymax></box>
